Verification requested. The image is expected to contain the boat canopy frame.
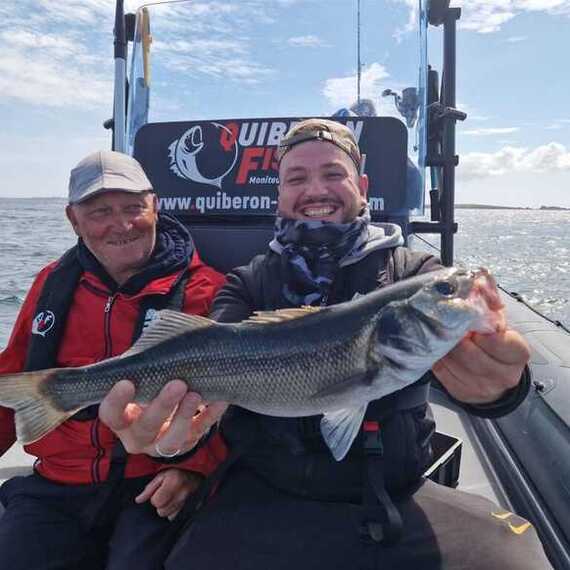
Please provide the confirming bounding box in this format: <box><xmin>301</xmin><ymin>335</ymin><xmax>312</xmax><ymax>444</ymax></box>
<box><xmin>110</xmin><ymin>0</ymin><xmax>465</xmax><ymax>267</ymax></box>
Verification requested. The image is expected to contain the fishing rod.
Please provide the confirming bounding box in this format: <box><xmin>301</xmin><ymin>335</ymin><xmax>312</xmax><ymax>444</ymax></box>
<box><xmin>113</xmin><ymin>0</ymin><xmax>127</xmax><ymax>152</ymax></box>
<box><xmin>357</xmin><ymin>0</ymin><xmax>361</xmax><ymax>105</ymax></box>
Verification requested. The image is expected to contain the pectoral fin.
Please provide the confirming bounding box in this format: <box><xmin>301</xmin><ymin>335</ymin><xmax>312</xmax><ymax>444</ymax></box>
<box><xmin>320</xmin><ymin>405</ymin><xmax>368</xmax><ymax>461</ymax></box>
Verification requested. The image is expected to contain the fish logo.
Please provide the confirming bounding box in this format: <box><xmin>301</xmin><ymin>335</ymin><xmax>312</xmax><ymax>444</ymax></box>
<box><xmin>32</xmin><ymin>311</ymin><xmax>56</xmax><ymax>337</ymax></box>
<box><xmin>168</xmin><ymin>122</ymin><xmax>238</xmax><ymax>189</ymax></box>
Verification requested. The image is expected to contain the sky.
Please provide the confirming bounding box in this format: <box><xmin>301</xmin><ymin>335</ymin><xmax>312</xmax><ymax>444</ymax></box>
<box><xmin>1</xmin><ymin>0</ymin><xmax>569</xmax><ymax>208</ymax></box>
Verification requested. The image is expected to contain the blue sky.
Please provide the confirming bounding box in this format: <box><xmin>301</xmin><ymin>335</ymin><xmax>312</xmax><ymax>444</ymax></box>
<box><xmin>1</xmin><ymin>0</ymin><xmax>569</xmax><ymax>207</ymax></box>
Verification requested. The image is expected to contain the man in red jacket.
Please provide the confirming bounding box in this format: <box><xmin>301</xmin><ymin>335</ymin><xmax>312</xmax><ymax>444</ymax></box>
<box><xmin>0</xmin><ymin>150</ymin><xmax>227</xmax><ymax>569</ymax></box>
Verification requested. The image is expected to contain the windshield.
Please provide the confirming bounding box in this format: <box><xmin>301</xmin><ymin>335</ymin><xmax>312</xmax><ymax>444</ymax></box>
<box><xmin>127</xmin><ymin>0</ymin><xmax>428</xmax><ymax>213</ymax></box>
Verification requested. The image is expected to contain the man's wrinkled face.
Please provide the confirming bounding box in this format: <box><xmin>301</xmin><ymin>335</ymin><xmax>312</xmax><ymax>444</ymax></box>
<box><xmin>66</xmin><ymin>190</ymin><xmax>158</xmax><ymax>285</ymax></box>
<box><xmin>277</xmin><ymin>140</ymin><xmax>368</xmax><ymax>223</ymax></box>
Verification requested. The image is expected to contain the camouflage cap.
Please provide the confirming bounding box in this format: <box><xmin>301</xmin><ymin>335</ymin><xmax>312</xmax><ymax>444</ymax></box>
<box><xmin>276</xmin><ymin>118</ymin><xmax>361</xmax><ymax>169</ymax></box>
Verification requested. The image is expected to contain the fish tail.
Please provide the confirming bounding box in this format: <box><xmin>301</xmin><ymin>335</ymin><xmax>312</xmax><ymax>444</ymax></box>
<box><xmin>0</xmin><ymin>369</ymin><xmax>79</xmax><ymax>444</ymax></box>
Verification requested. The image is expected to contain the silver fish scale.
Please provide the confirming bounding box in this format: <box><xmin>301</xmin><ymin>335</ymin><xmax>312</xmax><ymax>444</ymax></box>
<box><xmin>45</xmin><ymin>309</ymin><xmax>377</xmax><ymax>416</ymax></box>
<box><xmin>164</xmin><ymin>321</ymin><xmax>375</xmax><ymax>416</ymax></box>
<box><xmin>102</xmin><ymin>318</ymin><xmax>374</xmax><ymax>417</ymax></box>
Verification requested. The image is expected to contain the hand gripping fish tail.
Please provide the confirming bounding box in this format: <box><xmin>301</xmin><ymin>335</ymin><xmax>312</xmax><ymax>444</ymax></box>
<box><xmin>0</xmin><ymin>368</ymin><xmax>79</xmax><ymax>444</ymax></box>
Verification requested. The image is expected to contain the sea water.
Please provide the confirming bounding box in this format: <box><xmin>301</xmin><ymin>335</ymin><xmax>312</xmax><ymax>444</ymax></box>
<box><xmin>1</xmin><ymin>198</ymin><xmax>569</xmax><ymax>349</ymax></box>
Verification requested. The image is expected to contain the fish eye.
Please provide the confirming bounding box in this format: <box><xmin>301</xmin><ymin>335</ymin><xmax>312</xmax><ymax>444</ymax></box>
<box><xmin>433</xmin><ymin>281</ymin><xmax>456</xmax><ymax>296</ymax></box>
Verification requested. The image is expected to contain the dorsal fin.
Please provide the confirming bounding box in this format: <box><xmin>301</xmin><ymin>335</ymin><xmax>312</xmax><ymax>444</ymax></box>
<box><xmin>120</xmin><ymin>309</ymin><xmax>216</xmax><ymax>357</ymax></box>
<box><xmin>245</xmin><ymin>305</ymin><xmax>321</xmax><ymax>325</ymax></box>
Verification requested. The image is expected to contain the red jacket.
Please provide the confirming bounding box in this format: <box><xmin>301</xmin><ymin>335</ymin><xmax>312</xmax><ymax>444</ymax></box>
<box><xmin>0</xmin><ymin>251</ymin><xmax>227</xmax><ymax>484</ymax></box>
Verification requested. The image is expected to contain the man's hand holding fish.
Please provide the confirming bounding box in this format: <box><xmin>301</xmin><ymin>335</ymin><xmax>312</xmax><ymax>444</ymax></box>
<box><xmin>431</xmin><ymin>270</ymin><xmax>531</xmax><ymax>405</ymax></box>
<box><xmin>99</xmin><ymin>378</ymin><xmax>228</xmax><ymax>458</ymax></box>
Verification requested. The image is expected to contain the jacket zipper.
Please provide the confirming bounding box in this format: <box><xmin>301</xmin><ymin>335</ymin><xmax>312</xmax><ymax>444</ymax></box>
<box><xmin>91</xmin><ymin>419</ymin><xmax>104</xmax><ymax>483</ymax></box>
<box><xmin>91</xmin><ymin>294</ymin><xmax>117</xmax><ymax>483</ymax></box>
<box><xmin>103</xmin><ymin>294</ymin><xmax>117</xmax><ymax>358</ymax></box>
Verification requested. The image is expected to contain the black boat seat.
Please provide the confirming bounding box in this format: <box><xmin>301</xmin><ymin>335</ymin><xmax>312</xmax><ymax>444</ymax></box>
<box><xmin>134</xmin><ymin>116</ymin><xmax>412</xmax><ymax>273</ymax></box>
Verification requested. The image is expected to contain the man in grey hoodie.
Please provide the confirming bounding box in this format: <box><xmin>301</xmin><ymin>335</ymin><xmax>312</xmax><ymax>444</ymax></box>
<box><xmin>166</xmin><ymin>118</ymin><xmax>550</xmax><ymax>569</ymax></box>
<box><xmin>103</xmin><ymin>119</ymin><xmax>551</xmax><ymax>569</ymax></box>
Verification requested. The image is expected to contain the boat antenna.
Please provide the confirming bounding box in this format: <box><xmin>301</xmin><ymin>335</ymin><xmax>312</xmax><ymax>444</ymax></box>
<box><xmin>357</xmin><ymin>0</ymin><xmax>361</xmax><ymax>104</ymax></box>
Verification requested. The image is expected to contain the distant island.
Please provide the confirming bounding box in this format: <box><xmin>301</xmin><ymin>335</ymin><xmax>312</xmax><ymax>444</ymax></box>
<box><xmin>455</xmin><ymin>204</ymin><xmax>570</xmax><ymax>211</ymax></box>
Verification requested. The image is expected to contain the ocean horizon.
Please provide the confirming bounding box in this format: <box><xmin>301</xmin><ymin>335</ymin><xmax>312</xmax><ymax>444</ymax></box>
<box><xmin>1</xmin><ymin>198</ymin><xmax>568</xmax><ymax>349</ymax></box>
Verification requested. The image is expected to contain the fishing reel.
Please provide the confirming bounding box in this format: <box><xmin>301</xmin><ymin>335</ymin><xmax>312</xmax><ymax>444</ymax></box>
<box><xmin>381</xmin><ymin>87</ymin><xmax>419</xmax><ymax>129</ymax></box>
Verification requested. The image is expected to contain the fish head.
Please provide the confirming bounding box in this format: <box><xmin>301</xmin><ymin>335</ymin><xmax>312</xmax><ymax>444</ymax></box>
<box><xmin>409</xmin><ymin>268</ymin><xmax>478</xmax><ymax>329</ymax></box>
<box><xmin>368</xmin><ymin>267</ymin><xmax>501</xmax><ymax>372</ymax></box>
<box><xmin>409</xmin><ymin>267</ymin><xmax>503</xmax><ymax>335</ymax></box>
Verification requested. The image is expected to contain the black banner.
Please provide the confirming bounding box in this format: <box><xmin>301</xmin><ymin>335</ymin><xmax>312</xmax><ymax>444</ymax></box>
<box><xmin>134</xmin><ymin>116</ymin><xmax>410</xmax><ymax>219</ymax></box>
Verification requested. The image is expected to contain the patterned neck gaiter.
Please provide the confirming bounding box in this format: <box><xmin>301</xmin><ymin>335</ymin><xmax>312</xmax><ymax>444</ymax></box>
<box><xmin>273</xmin><ymin>208</ymin><xmax>371</xmax><ymax>306</ymax></box>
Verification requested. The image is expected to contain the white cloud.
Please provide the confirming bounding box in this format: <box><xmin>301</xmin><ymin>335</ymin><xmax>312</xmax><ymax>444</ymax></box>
<box><xmin>287</xmin><ymin>35</ymin><xmax>330</xmax><ymax>48</ymax></box>
<box><xmin>0</xmin><ymin>48</ymin><xmax>112</xmax><ymax>108</ymax></box>
<box><xmin>459</xmin><ymin>142</ymin><xmax>570</xmax><ymax>181</ymax></box>
<box><xmin>463</xmin><ymin>127</ymin><xmax>520</xmax><ymax>136</ymax></box>
<box><xmin>323</xmin><ymin>63</ymin><xmax>391</xmax><ymax>109</ymax></box>
<box><xmin>153</xmin><ymin>38</ymin><xmax>274</xmax><ymax>84</ymax></box>
<box><xmin>505</xmin><ymin>35</ymin><xmax>528</xmax><ymax>42</ymax></box>
<box><xmin>392</xmin><ymin>0</ymin><xmax>419</xmax><ymax>40</ymax></box>
<box><xmin>1</xmin><ymin>30</ymin><xmax>78</xmax><ymax>56</ymax></box>
<box><xmin>154</xmin><ymin>38</ymin><xmax>248</xmax><ymax>57</ymax></box>
<box><xmin>393</xmin><ymin>0</ymin><xmax>570</xmax><ymax>34</ymax></box>
<box><xmin>451</xmin><ymin>0</ymin><xmax>570</xmax><ymax>34</ymax></box>
<box><xmin>0</xmin><ymin>0</ymin><xmax>282</xmax><ymax>108</ymax></box>
<box><xmin>0</xmin><ymin>2</ymin><xmax>114</xmax><ymax>108</ymax></box>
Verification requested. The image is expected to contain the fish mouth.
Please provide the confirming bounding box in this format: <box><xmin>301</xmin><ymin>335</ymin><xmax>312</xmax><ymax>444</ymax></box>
<box><xmin>467</xmin><ymin>267</ymin><xmax>503</xmax><ymax>310</ymax></box>
<box><xmin>443</xmin><ymin>267</ymin><xmax>505</xmax><ymax>331</ymax></box>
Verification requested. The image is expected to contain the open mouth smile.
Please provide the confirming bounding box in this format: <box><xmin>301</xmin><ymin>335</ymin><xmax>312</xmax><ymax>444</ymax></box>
<box><xmin>299</xmin><ymin>204</ymin><xmax>341</xmax><ymax>218</ymax></box>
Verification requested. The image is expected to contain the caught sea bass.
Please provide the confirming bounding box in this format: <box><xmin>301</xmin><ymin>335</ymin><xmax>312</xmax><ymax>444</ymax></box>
<box><xmin>0</xmin><ymin>267</ymin><xmax>504</xmax><ymax>460</ymax></box>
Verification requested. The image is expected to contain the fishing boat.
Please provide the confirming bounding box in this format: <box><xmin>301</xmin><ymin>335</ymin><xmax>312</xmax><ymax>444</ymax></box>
<box><xmin>1</xmin><ymin>1</ymin><xmax>569</xmax><ymax>567</ymax></box>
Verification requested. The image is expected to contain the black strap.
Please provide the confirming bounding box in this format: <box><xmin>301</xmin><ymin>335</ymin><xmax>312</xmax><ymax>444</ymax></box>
<box><xmin>24</xmin><ymin>247</ymin><xmax>82</xmax><ymax>372</ymax></box>
<box><xmin>361</xmin><ymin>421</ymin><xmax>403</xmax><ymax>545</ymax></box>
<box><xmin>359</xmin><ymin>384</ymin><xmax>430</xmax><ymax>545</ymax></box>
<box><xmin>130</xmin><ymin>269</ymin><xmax>190</xmax><ymax>345</ymax></box>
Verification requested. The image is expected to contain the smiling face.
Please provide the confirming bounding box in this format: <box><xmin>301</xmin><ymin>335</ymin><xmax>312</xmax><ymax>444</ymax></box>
<box><xmin>66</xmin><ymin>190</ymin><xmax>158</xmax><ymax>285</ymax></box>
<box><xmin>277</xmin><ymin>140</ymin><xmax>368</xmax><ymax>223</ymax></box>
